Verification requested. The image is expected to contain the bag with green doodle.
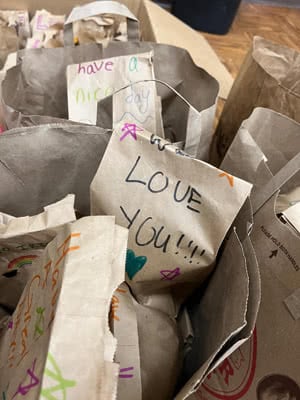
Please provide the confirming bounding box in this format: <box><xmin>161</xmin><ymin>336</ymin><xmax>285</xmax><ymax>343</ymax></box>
<box><xmin>0</xmin><ymin>216</ymin><xmax>128</xmax><ymax>400</ymax></box>
<box><xmin>194</xmin><ymin>154</ymin><xmax>300</xmax><ymax>400</ymax></box>
<box><xmin>0</xmin><ymin>195</ymin><xmax>76</xmax><ymax>329</ymax></box>
<box><xmin>1</xmin><ymin>40</ymin><xmax>218</xmax><ymax>160</ymax></box>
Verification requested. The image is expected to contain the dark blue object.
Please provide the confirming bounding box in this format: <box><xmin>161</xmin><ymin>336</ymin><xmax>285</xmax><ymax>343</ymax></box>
<box><xmin>172</xmin><ymin>0</ymin><xmax>242</xmax><ymax>34</ymax></box>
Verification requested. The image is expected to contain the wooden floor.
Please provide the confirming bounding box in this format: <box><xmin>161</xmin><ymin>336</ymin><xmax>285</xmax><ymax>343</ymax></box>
<box><xmin>201</xmin><ymin>2</ymin><xmax>300</xmax><ymax>80</ymax></box>
<box><xmin>199</xmin><ymin>2</ymin><xmax>300</xmax><ymax>119</ymax></box>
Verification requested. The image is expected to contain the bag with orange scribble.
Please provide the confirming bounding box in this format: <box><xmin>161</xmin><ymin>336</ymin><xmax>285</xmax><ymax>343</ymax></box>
<box><xmin>0</xmin><ymin>215</ymin><xmax>128</xmax><ymax>400</ymax></box>
<box><xmin>0</xmin><ymin>195</ymin><xmax>76</xmax><ymax>330</ymax></box>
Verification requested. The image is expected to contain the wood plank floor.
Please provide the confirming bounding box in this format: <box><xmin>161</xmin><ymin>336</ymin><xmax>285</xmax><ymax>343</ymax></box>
<box><xmin>201</xmin><ymin>2</ymin><xmax>300</xmax><ymax>79</ymax></box>
<box><xmin>199</xmin><ymin>2</ymin><xmax>300</xmax><ymax>119</ymax></box>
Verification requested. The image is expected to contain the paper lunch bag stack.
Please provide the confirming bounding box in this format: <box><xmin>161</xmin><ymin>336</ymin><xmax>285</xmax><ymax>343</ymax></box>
<box><xmin>0</xmin><ymin>2</ymin><xmax>299</xmax><ymax>400</ymax></box>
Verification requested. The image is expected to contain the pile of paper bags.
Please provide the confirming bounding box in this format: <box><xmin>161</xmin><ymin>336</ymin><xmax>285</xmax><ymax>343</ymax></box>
<box><xmin>0</xmin><ymin>2</ymin><xmax>299</xmax><ymax>400</ymax></box>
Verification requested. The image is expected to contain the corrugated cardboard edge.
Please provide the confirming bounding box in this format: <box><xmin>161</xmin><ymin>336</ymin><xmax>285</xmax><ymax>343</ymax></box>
<box><xmin>143</xmin><ymin>0</ymin><xmax>233</xmax><ymax>99</ymax></box>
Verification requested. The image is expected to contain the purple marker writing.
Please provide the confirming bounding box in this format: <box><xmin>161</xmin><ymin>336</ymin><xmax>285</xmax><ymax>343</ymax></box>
<box><xmin>119</xmin><ymin>367</ymin><xmax>134</xmax><ymax>378</ymax></box>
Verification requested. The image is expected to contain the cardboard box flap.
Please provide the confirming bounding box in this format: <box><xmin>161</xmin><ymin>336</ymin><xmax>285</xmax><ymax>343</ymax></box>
<box><xmin>144</xmin><ymin>0</ymin><xmax>233</xmax><ymax>99</ymax></box>
<box><xmin>0</xmin><ymin>0</ymin><xmax>232</xmax><ymax>99</ymax></box>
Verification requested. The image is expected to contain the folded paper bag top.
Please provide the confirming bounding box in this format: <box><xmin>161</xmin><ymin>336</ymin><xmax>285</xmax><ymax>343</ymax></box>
<box><xmin>0</xmin><ymin>195</ymin><xmax>76</xmax><ymax>330</ymax></box>
<box><xmin>90</xmin><ymin>123</ymin><xmax>252</xmax><ymax>315</ymax></box>
<box><xmin>220</xmin><ymin>107</ymin><xmax>300</xmax><ymax>192</ymax></box>
<box><xmin>1</xmin><ymin>41</ymin><xmax>218</xmax><ymax>135</ymax></box>
<box><xmin>64</xmin><ymin>0</ymin><xmax>140</xmax><ymax>44</ymax></box>
<box><xmin>0</xmin><ymin>195</ymin><xmax>76</xmax><ymax>277</ymax></box>
<box><xmin>111</xmin><ymin>282</ymin><xmax>181</xmax><ymax>400</ymax></box>
<box><xmin>211</xmin><ymin>36</ymin><xmax>300</xmax><ymax>165</ymax></box>
<box><xmin>0</xmin><ymin>124</ymin><xmax>110</xmax><ymax>217</ymax></box>
<box><xmin>67</xmin><ymin>51</ymin><xmax>156</xmax><ymax>126</ymax></box>
<box><xmin>195</xmin><ymin>158</ymin><xmax>300</xmax><ymax>400</ymax></box>
<box><xmin>220</xmin><ymin>107</ymin><xmax>300</xmax><ymax>226</ymax></box>
<box><xmin>0</xmin><ymin>215</ymin><xmax>128</xmax><ymax>400</ymax></box>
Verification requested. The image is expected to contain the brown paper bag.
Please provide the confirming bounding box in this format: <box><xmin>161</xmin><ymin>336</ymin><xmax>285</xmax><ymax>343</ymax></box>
<box><xmin>91</xmin><ymin>124</ymin><xmax>252</xmax><ymax>318</ymax></box>
<box><xmin>111</xmin><ymin>283</ymin><xmax>142</xmax><ymax>400</ymax></box>
<box><xmin>0</xmin><ymin>195</ymin><xmax>75</xmax><ymax>336</ymax></box>
<box><xmin>194</xmin><ymin>155</ymin><xmax>300</xmax><ymax>400</ymax></box>
<box><xmin>0</xmin><ymin>195</ymin><xmax>75</xmax><ymax>277</ymax></box>
<box><xmin>175</xmin><ymin>198</ymin><xmax>260</xmax><ymax>399</ymax></box>
<box><xmin>112</xmin><ymin>282</ymin><xmax>181</xmax><ymax>400</ymax></box>
<box><xmin>26</xmin><ymin>9</ymin><xmax>65</xmax><ymax>49</ymax></box>
<box><xmin>64</xmin><ymin>1</ymin><xmax>140</xmax><ymax>44</ymax></box>
<box><xmin>1</xmin><ymin>41</ymin><xmax>218</xmax><ymax>144</ymax></box>
<box><xmin>220</xmin><ymin>107</ymin><xmax>300</xmax><ymax>233</ymax></box>
<box><xmin>220</xmin><ymin>107</ymin><xmax>300</xmax><ymax>197</ymax></box>
<box><xmin>0</xmin><ymin>124</ymin><xmax>110</xmax><ymax>217</ymax></box>
<box><xmin>212</xmin><ymin>36</ymin><xmax>300</xmax><ymax>165</ymax></box>
<box><xmin>0</xmin><ymin>215</ymin><xmax>128</xmax><ymax>399</ymax></box>
<box><xmin>73</xmin><ymin>14</ymin><xmax>127</xmax><ymax>46</ymax></box>
<box><xmin>0</xmin><ymin>24</ymin><xmax>18</xmax><ymax>71</ymax></box>
<box><xmin>0</xmin><ymin>10</ymin><xmax>30</xmax><ymax>69</ymax></box>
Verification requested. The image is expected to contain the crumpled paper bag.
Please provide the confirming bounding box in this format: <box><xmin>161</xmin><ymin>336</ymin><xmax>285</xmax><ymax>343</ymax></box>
<box><xmin>91</xmin><ymin>124</ymin><xmax>252</xmax><ymax>318</ymax></box>
<box><xmin>1</xmin><ymin>41</ymin><xmax>218</xmax><ymax>158</ymax></box>
<box><xmin>26</xmin><ymin>9</ymin><xmax>65</xmax><ymax>49</ymax></box>
<box><xmin>0</xmin><ymin>215</ymin><xmax>128</xmax><ymax>400</ymax></box>
<box><xmin>211</xmin><ymin>36</ymin><xmax>300</xmax><ymax>165</ymax></box>
<box><xmin>0</xmin><ymin>10</ymin><xmax>30</xmax><ymax>69</ymax></box>
<box><xmin>0</xmin><ymin>124</ymin><xmax>110</xmax><ymax>217</ymax></box>
<box><xmin>220</xmin><ymin>107</ymin><xmax>300</xmax><ymax>215</ymax></box>
<box><xmin>111</xmin><ymin>282</ymin><xmax>181</xmax><ymax>400</ymax></box>
<box><xmin>73</xmin><ymin>14</ymin><xmax>127</xmax><ymax>45</ymax></box>
<box><xmin>64</xmin><ymin>1</ymin><xmax>139</xmax><ymax>45</ymax></box>
<box><xmin>195</xmin><ymin>152</ymin><xmax>300</xmax><ymax>400</ymax></box>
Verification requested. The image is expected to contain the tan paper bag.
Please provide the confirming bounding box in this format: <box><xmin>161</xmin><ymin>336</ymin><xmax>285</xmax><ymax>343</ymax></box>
<box><xmin>0</xmin><ymin>124</ymin><xmax>110</xmax><ymax>217</ymax></box>
<box><xmin>176</xmin><ymin>198</ymin><xmax>260</xmax><ymax>399</ymax></box>
<box><xmin>0</xmin><ymin>215</ymin><xmax>128</xmax><ymax>400</ymax></box>
<box><xmin>212</xmin><ymin>36</ymin><xmax>300</xmax><ymax>165</ymax></box>
<box><xmin>0</xmin><ymin>195</ymin><xmax>75</xmax><ymax>277</ymax></box>
<box><xmin>64</xmin><ymin>1</ymin><xmax>140</xmax><ymax>45</ymax></box>
<box><xmin>0</xmin><ymin>194</ymin><xmax>75</xmax><ymax>335</ymax></box>
<box><xmin>194</xmin><ymin>155</ymin><xmax>300</xmax><ymax>400</ymax></box>
<box><xmin>220</xmin><ymin>107</ymin><xmax>300</xmax><ymax>233</ymax></box>
<box><xmin>111</xmin><ymin>283</ymin><xmax>142</xmax><ymax>400</ymax></box>
<box><xmin>112</xmin><ymin>282</ymin><xmax>181</xmax><ymax>400</ymax></box>
<box><xmin>91</xmin><ymin>124</ymin><xmax>252</xmax><ymax>318</ymax></box>
<box><xmin>1</xmin><ymin>41</ymin><xmax>218</xmax><ymax>140</ymax></box>
<box><xmin>220</xmin><ymin>107</ymin><xmax>300</xmax><ymax>197</ymax></box>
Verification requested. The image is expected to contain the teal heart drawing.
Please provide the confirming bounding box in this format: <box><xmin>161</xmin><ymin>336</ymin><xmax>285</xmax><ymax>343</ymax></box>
<box><xmin>126</xmin><ymin>249</ymin><xmax>147</xmax><ymax>280</ymax></box>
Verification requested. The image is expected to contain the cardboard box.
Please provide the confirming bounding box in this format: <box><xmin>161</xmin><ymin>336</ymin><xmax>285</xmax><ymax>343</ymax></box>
<box><xmin>0</xmin><ymin>0</ymin><xmax>233</xmax><ymax>99</ymax></box>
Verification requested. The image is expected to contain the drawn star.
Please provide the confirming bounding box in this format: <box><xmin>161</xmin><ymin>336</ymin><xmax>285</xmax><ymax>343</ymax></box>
<box><xmin>160</xmin><ymin>267</ymin><xmax>181</xmax><ymax>281</ymax></box>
